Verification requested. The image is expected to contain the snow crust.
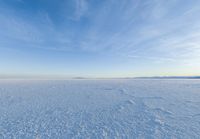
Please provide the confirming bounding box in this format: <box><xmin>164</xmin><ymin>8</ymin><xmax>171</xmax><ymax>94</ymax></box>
<box><xmin>0</xmin><ymin>79</ymin><xmax>200</xmax><ymax>138</ymax></box>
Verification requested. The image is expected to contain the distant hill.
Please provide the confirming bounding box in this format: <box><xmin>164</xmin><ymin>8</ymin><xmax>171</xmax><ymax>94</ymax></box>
<box><xmin>135</xmin><ymin>76</ymin><xmax>200</xmax><ymax>79</ymax></box>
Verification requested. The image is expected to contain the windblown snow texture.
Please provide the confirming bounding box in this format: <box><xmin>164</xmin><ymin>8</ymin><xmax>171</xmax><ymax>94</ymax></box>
<box><xmin>0</xmin><ymin>79</ymin><xmax>200</xmax><ymax>138</ymax></box>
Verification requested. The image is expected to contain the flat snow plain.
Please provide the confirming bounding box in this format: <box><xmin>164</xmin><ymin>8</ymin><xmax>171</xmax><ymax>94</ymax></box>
<box><xmin>0</xmin><ymin>79</ymin><xmax>200</xmax><ymax>139</ymax></box>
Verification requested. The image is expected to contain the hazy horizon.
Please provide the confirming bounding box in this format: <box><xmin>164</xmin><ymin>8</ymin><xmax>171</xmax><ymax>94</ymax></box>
<box><xmin>0</xmin><ymin>74</ymin><xmax>200</xmax><ymax>80</ymax></box>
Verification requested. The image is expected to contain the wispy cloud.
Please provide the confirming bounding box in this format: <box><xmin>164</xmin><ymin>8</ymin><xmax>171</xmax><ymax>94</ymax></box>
<box><xmin>73</xmin><ymin>0</ymin><xmax>88</xmax><ymax>20</ymax></box>
<box><xmin>0</xmin><ymin>6</ymin><xmax>73</xmax><ymax>51</ymax></box>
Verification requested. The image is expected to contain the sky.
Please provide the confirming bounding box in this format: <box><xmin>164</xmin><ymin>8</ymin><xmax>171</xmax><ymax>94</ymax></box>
<box><xmin>0</xmin><ymin>0</ymin><xmax>200</xmax><ymax>78</ymax></box>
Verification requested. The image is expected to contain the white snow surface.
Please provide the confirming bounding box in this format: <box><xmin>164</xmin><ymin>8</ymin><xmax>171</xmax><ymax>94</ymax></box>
<box><xmin>0</xmin><ymin>79</ymin><xmax>200</xmax><ymax>139</ymax></box>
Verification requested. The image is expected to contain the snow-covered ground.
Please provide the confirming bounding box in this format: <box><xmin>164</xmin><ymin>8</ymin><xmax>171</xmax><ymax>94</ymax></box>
<box><xmin>0</xmin><ymin>79</ymin><xmax>200</xmax><ymax>139</ymax></box>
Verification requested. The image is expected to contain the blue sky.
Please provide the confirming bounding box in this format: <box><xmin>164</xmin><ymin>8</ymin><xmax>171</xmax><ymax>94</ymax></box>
<box><xmin>0</xmin><ymin>0</ymin><xmax>200</xmax><ymax>78</ymax></box>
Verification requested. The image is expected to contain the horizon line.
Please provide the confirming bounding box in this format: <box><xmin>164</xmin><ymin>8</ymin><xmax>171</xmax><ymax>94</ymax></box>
<box><xmin>0</xmin><ymin>75</ymin><xmax>200</xmax><ymax>80</ymax></box>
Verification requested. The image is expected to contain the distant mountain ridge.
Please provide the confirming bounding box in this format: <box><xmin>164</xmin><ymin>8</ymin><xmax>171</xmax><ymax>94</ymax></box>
<box><xmin>135</xmin><ymin>76</ymin><xmax>200</xmax><ymax>79</ymax></box>
<box><xmin>0</xmin><ymin>75</ymin><xmax>200</xmax><ymax>80</ymax></box>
